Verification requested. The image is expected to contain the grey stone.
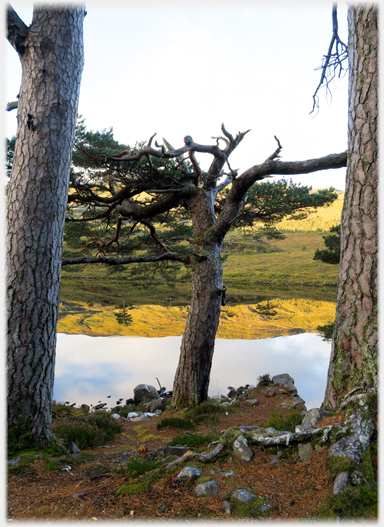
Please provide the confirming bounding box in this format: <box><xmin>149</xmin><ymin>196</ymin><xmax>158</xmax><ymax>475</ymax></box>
<box><xmin>298</xmin><ymin>443</ymin><xmax>312</xmax><ymax>462</ymax></box>
<box><xmin>265</xmin><ymin>427</ymin><xmax>276</xmax><ymax>433</ymax></box>
<box><xmin>245</xmin><ymin>399</ymin><xmax>259</xmax><ymax>406</ymax></box>
<box><xmin>295</xmin><ymin>424</ymin><xmax>313</xmax><ymax>433</ymax></box>
<box><xmin>143</xmin><ymin>397</ymin><xmax>166</xmax><ymax>413</ymax></box>
<box><xmin>328</xmin><ymin>413</ymin><xmax>374</xmax><ymax>464</ymax></box>
<box><xmin>233</xmin><ymin>434</ymin><xmax>253</xmax><ymax>461</ymax></box>
<box><xmin>259</xmin><ymin>503</ymin><xmax>272</xmax><ymax>512</ymax></box>
<box><xmin>177</xmin><ymin>466</ymin><xmax>202</xmax><ymax>482</ymax></box>
<box><xmin>223</xmin><ymin>500</ymin><xmax>231</xmax><ymax>515</ymax></box>
<box><xmin>80</xmin><ymin>404</ymin><xmax>90</xmax><ymax>410</ymax></box>
<box><xmin>163</xmin><ymin>446</ymin><xmax>191</xmax><ymax>457</ymax></box>
<box><xmin>284</xmin><ymin>381</ymin><xmax>298</xmax><ymax>394</ymax></box>
<box><xmin>290</xmin><ymin>396</ymin><xmax>306</xmax><ymax>407</ymax></box>
<box><xmin>351</xmin><ymin>471</ymin><xmax>363</xmax><ymax>486</ymax></box>
<box><xmin>130</xmin><ymin>415</ymin><xmax>149</xmax><ymax>422</ymax></box>
<box><xmin>301</xmin><ymin>408</ymin><xmax>325</xmax><ymax>428</ymax></box>
<box><xmin>333</xmin><ymin>472</ymin><xmax>349</xmax><ymax>495</ymax></box>
<box><xmin>265</xmin><ymin>387</ymin><xmax>275</xmax><ymax>397</ymax></box>
<box><xmin>233</xmin><ymin>489</ymin><xmax>255</xmax><ymax>503</ymax></box>
<box><xmin>194</xmin><ymin>480</ymin><xmax>219</xmax><ymax>497</ymax></box>
<box><xmin>133</xmin><ymin>384</ymin><xmax>158</xmax><ymax>405</ymax></box>
<box><xmin>111</xmin><ymin>413</ymin><xmax>120</xmax><ymax>419</ymax></box>
<box><xmin>127</xmin><ymin>412</ymin><xmax>141</xmax><ymax>418</ymax></box>
<box><xmin>70</xmin><ymin>441</ymin><xmax>81</xmax><ymax>454</ymax></box>
<box><xmin>272</xmin><ymin>373</ymin><xmax>294</xmax><ymax>386</ymax></box>
<box><xmin>227</xmin><ymin>389</ymin><xmax>237</xmax><ymax>398</ymax></box>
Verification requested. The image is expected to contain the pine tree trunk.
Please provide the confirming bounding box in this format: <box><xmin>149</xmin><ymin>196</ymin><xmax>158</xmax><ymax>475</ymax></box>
<box><xmin>323</xmin><ymin>5</ymin><xmax>378</xmax><ymax>411</ymax></box>
<box><xmin>172</xmin><ymin>189</ymin><xmax>226</xmax><ymax>406</ymax></box>
<box><xmin>7</xmin><ymin>6</ymin><xmax>85</xmax><ymax>449</ymax></box>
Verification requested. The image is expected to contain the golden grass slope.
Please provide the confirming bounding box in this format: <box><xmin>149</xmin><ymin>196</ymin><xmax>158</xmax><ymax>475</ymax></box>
<box><xmin>57</xmin><ymin>299</ymin><xmax>335</xmax><ymax>339</ymax></box>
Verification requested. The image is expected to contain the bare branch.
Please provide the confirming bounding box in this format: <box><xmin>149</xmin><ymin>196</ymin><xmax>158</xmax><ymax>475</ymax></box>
<box><xmin>264</xmin><ymin>136</ymin><xmax>283</xmax><ymax>162</ymax></box>
<box><xmin>6</xmin><ymin>100</ymin><xmax>18</xmax><ymax>112</ymax></box>
<box><xmin>62</xmin><ymin>251</ymin><xmax>206</xmax><ymax>267</ymax></box>
<box><xmin>311</xmin><ymin>4</ymin><xmax>348</xmax><ymax>114</ymax></box>
<box><xmin>7</xmin><ymin>5</ymin><xmax>28</xmax><ymax>55</ymax></box>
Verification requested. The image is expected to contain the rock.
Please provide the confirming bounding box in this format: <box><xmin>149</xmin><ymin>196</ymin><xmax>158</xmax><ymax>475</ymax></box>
<box><xmin>163</xmin><ymin>446</ymin><xmax>191</xmax><ymax>457</ymax></box>
<box><xmin>265</xmin><ymin>387</ymin><xmax>275</xmax><ymax>397</ymax></box>
<box><xmin>127</xmin><ymin>412</ymin><xmax>141</xmax><ymax>419</ymax></box>
<box><xmin>351</xmin><ymin>471</ymin><xmax>363</xmax><ymax>486</ymax></box>
<box><xmin>126</xmin><ymin>398</ymin><xmax>134</xmax><ymax>405</ymax></box>
<box><xmin>143</xmin><ymin>397</ymin><xmax>165</xmax><ymax>413</ymax></box>
<box><xmin>248</xmin><ymin>385</ymin><xmax>255</xmax><ymax>389</ymax></box>
<box><xmin>290</xmin><ymin>396</ymin><xmax>306</xmax><ymax>408</ymax></box>
<box><xmin>130</xmin><ymin>415</ymin><xmax>150</xmax><ymax>422</ymax></box>
<box><xmin>272</xmin><ymin>373</ymin><xmax>294</xmax><ymax>386</ymax></box>
<box><xmin>221</xmin><ymin>470</ymin><xmax>234</xmax><ymax>477</ymax></box>
<box><xmin>133</xmin><ymin>384</ymin><xmax>159</xmax><ymax>405</ymax></box>
<box><xmin>245</xmin><ymin>399</ymin><xmax>258</xmax><ymax>406</ymax></box>
<box><xmin>111</xmin><ymin>413</ymin><xmax>121</xmax><ymax>419</ymax></box>
<box><xmin>223</xmin><ymin>500</ymin><xmax>231</xmax><ymax>515</ymax></box>
<box><xmin>80</xmin><ymin>404</ymin><xmax>90</xmax><ymax>410</ymax></box>
<box><xmin>233</xmin><ymin>434</ymin><xmax>253</xmax><ymax>461</ymax></box>
<box><xmin>70</xmin><ymin>441</ymin><xmax>81</xmax><ymax>454</ymax></box>
<box><xmin>259</xmin><ymin>504</ymin><xmax>272</xmax><ymax>512</ymax></box>
<box><xmin>94</xmin><ymin>403</ymin><xmax>106</xmax><ymax>410</ymax></box>
<box><xmin>177</xmin><ymin>466</ymin><xmax>202</xmax><ymax>482</ymax></box>
<box><xmin>295</xmin><ymin>424</ymin><xmax>313</xmax><ymax>433</ymax></box>
<box><xmin>265</xmin><ymin>427</ymin><xmax>276</xmax><ymax>433</ymax></box>
<box><xmin>195</xmin><ymin>480</ymin><xmax>219</xmax><ymax>497</ymax></box>
<box><xmin>328</xmin><ymin>412</ymin><xmax>374</xmax><ymax>464</ymax></box>
<box><xmin>233</xmin><ymin>489</ymin><xmax>255</xmax><ymax>503</ymax></box>
<box><xmin>227</xmin><ymin>389</ymin><xmax>237</xmax><ymax>398</ymax></box>
<box><xmin>283</xmin><ymin>381</ymin><xmax>298</xmax><ymax>394</ymax></box>
<box><xmin>301</xmin><ymin>408</ymin><xmax>325</xmax><ymax>428</ymax></box>
<box><xmin>333</xmin><ymin>472</ymin><xmax>349</xmax><ymax>495</ymax></box>
<box><xmin>298</xmin><ymin>443</ymin><xmax>312</xmax><ymax>462</ymax></box>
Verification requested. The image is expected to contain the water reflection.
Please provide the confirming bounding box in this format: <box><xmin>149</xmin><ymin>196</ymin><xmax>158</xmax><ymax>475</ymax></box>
<box><xmin>55</xmin><ymin>333</ymin><xmax>330</xmax><ymax>410</ymax></box>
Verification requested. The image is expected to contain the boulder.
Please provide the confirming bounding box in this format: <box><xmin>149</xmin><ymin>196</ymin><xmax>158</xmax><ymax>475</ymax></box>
<box><xmin>245</xmin><ymin>399</ymin><xmax>258</xmax><ymax>406</ymax></box>
<box><xmin>233</xmin><ymin>435</ymin><xmax>253</xmax><ymax>461</ymax></box>
<box><xmin>233</xmin><ymin>489</ymin><xmax>255</xmax><ymax>503</ymax></box>
<box><xmin>227</xmin><ymin>389</ymin><xmax>237</xmax><ymax>398</ymax></box>
<box><xmin>80</xmin><ymin>404</ymin><xmax>90</xmax><ymax>410</ymax></box>
<box><xmin>163</xmin><ymin>446</ymin><xmax>191</xmax><ymax>457</ymax></box>
<box><xmin>272</xmin><ymin>373</ymin><xmax>294</xmax><ymax>386</ymax></box>
<box><xmin>290</xmin><ymin>396</ymin><xmax>306</xmax><ymax>408</ymax></box>
<box><xmin>301</xmin><ymin>408</ymin><xmax>325</xmax><ymax>428</ymax></box>
<box><xmin>70</xmin><ymin>441</ymin><xmax>81</xmax><ymax>454</ymax></box>
<box><xmin>177</xmin><ymin>466</ymin><xmax>202</xmax><ymax>482</ymax></box>
<box><xmin>133</xmin><ymin>384</ymin><xmax>159</xmax><ymax>404</ymax></box>
<box><xmin>194</xmin><ymin>480</ymin><xmax>219</xmax><ymax>497</ymax></box>
<box><xmin>143</xmin><ymin>397</ymin><xmax>166</xmax><ymax>413</ymax></box>
<box><xmin>265</xmin><ymin>387</ymin><xmax>275</xmax><ymax>397</ymax></box>
<box><xmin>298</xmin><ymin>443</ymin><xmax>312</xmax><ymax>463</ymax></box>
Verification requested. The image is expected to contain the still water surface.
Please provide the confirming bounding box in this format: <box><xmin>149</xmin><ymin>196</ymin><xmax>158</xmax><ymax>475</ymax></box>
<box><xmin>54</xmin><ymin>333</ymin><xmax>330</xmax><ymax>410</ymax></box>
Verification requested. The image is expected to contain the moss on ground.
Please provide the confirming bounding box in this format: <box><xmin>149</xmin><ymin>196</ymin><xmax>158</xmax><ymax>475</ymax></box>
<box><xmin>115</xmin><ymin>467</ymin><xmax>165</xmax><ymax>495</ymax></box>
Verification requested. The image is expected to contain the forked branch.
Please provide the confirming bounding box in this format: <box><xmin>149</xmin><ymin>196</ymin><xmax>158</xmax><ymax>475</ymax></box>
<box><xmin>311</xmin><ymin>3</ymin><xmax>348</xmax><ymax>114</ymax></box>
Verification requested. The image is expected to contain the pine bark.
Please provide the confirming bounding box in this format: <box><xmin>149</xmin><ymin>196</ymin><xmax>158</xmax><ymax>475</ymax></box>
<box><xmin>7</xmin><ymin>6</ymin><xmax>85</xmax><ymax>448</ymax></box>
<box><xmin>323</xmin><ymin>5</ymin><xmax>378</xmax><ymax>410</ymax></box>
<box><xmin>172</xmin><ymin>189</ymin><xmax>227</xmax><ymax>406</ymax></box>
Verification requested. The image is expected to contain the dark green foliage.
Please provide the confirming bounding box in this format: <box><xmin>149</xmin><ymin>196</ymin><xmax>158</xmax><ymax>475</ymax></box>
<box><xmin>114</xmin><ymin>456</ymin><xmax>159</xmax><ymax>478</ymax></box>
<box><xmin>52</xmin><ymin>410</ymin><xmax>121</xmax><ymax>449</ymax></box>
<box><xmin>157</xmin><ymin>417</ymin><xmax>196</xmax><ymax>430</ymax></box>
<box><xmin>168</xmin><ymin>430</ymin><xmax>220</xmax><ymax>448</ymax></box>
<box><xmin>313</xmin><ymin>225</ymin><xmax>341</xmax><ymax>264</ymax></box>
<box><xmin>257</xmin><ymin>373</ymin><xmax>272</xmax><ymax>386</ymax></box>
<box><xmin>116</xmin><ymin>467</ymin><xmax>165</xmax><ymax>495</ymax></box>
<box><xmin>317</xmin><ymin>485</ymin><xmax>377</xmax><ymax>519</ymax></box>
<box><xmin>317</xmin><ymin>321</ymin><xmax>335</xmax><ymax>341</ymax></box>
<box><xmin>232</xmin><ymin>179</ymin><xmax>338</xmax><ymax>229</ymax></box>
<box><xmin>261</xmin><ymin>410</ymin><xmax>302</xmax><ymax>432</ymax></box>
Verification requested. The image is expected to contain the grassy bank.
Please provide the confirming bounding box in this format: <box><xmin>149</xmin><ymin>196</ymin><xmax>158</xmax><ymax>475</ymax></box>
<box><xmin>57</xmin><ymin>298</ymin><xmax>335</xmax><ymax>338</ymax></box>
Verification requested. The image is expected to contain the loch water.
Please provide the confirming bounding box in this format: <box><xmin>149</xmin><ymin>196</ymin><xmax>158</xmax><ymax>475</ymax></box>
<box><xmin>54</xmin><ymin>332</ymin><xmax>331</xmax><ymax>411</ymax></box>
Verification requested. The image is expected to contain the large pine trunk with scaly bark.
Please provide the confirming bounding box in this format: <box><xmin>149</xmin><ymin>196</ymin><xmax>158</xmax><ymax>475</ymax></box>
<box><xmin>323</xmin><ymin>5</ymin><xmax>378</xmax><ymax>411</ymax></box>
<box><xmin>7</xmin><ymin>6</ymin><xmax>85</xmax><ymax>450</ymax></box>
